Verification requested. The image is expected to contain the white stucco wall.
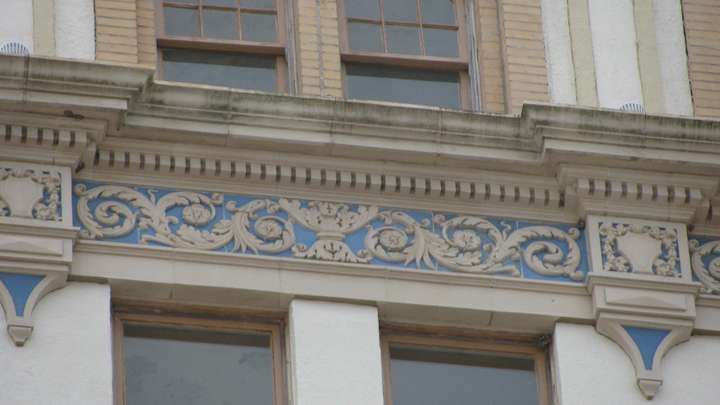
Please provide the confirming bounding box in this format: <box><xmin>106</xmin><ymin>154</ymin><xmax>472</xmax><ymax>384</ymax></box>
<box><xmin>541</xmin><ymin>0</ymin><xmax>577</xmax><ymax>105</ymax></box>
<box><xmin>588</xmin><ymin>0</ymin><xmax>644</xmax><ymax>109</ymax></box>
<box><xmin>55</xmin><ymin>0</ymin><xmax>95</xmax><ymax>60</ymax></box>
<box><xmin>288</xmin><ymin>300</ymin><xmax>384</xmax><ymax>405</ymax></box>
<box><xmin>553</xmin><ymin>323</ymin><xmax>720</xmax><ymax>405</ymax></box>
<box><xmin>0</xmin><ymin>282</ymin><xmax>113</xmax><ymax>405</ymax></box>
<box><xmin>0</xmin><ymin>0</ymin><xmax>34</xmax><ymax>53</ymax></box>
<box><xmin>653</xmin><ymin>0</ymin><xmax>694</xmax><ymax>116</ymax></box>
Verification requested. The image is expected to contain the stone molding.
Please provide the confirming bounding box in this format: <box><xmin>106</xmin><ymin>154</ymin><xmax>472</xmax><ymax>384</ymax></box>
<box><xmin>586</xmin><ymin>215</ymin><xmax>700</xmax><ymax>399</ymax></box>
<box><xmin>0</xmin><ymin>162</ymin><xmax>76</xmax><ymax>346</ymax></box>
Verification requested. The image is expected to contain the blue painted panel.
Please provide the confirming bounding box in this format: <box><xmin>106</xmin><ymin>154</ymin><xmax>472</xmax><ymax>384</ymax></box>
<box><xmin>73</xmin><ymin>181</ymin><xmax>590</xmax><ymax>282</ymax></box>
<box><xmin>0</xmin><ymin>272</ymin><xmax>44</xmax><ymax>316</ymax></box>
<box><xmin>623</xmin><ymin>326</ymin><xmax>670</xmax><ymax>370</ymax></box>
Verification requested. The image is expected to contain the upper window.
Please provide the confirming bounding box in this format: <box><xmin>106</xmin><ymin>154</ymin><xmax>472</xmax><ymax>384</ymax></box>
<box><xmin>382</xmin><ymin>330</ymin><xmax>549</xmax><ymax>405</ymax></box>
<box><xmin>339</xmin><ymin>0</ymin><xmax>470</xmax><ymax>109</ymax></box>
<box><xmin>156</xmin><ymin>0</ymin><xmax>287</xmax><ymax>92</ymax></box>
<box><xmin>114</xmin><ymin>305</ymin><xmax>285</xmax><ymax>405</ymax></box>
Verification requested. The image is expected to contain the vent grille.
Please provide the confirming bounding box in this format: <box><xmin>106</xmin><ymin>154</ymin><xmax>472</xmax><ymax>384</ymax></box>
<box><xmin>620</xmin><ymin>102</ymin><xmax>645</xmax><ymax>113</ymax></box>
<box><xmin>0</xmin><ymin>41</ymin><xmax>29</xmax><ymax>56</ymax></box>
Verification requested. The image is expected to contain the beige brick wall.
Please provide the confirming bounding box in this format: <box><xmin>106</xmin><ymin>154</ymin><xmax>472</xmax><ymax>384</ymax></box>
<box><xmin>498</xmin><ymin>0</ymin><xmax>549</xmax><ymax>113</ymax></box>
<box><xmin>95</xmin><ymin>0</ymin><xmax>155</xmax><ymax>66</ymax></box>
<box><xmin>683</xmin><ymin>0</ymin><xmax>720</xmax><ymax>118</ymax></box>
<box><xmin>295</xmin><ymin>0</ymin><xmax>343</xmax><ymax>97</ymax></box>
<box><xmin>95</xmin><ymin>0</ymin><xmax>140</xmax><ymax>64</ymax></box>
<box><xmin>476</xmin><ymin>0</ymin><xmax>507</xmax><ymax>113</ymax></box>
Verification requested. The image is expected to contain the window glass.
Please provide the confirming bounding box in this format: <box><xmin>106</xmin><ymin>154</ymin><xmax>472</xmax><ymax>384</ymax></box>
<box><xmin>424</xmin><ymin>28</ymin><xmax>458</xmax><ymax>57</ymax></box>
<box><xmin>240</xmin><ymin>0</ymin><xmax>275</xmax><ymax>8</ymax></box>
<box><xmin>162</xmin><ymin>48</ymin><xmax>277</xmax><ymax>91</ymax></box>
<box><xmin>242</xmin><ymin>13</ymin><xmax>277</xmax><ymax>42</ymax></box>
<box><xmin>386</xmin><ymin>26</ymin><xmax>421</xmax><ymax>55</ymax></box>
<box><xmin>203</xmin><ymin>9</ymin><xmax>238</xmax><ymax>39</ymax></box>
<box><xmin>383</xmin><ymin>0</ymin><xmax>417</xmax><ymax>22</ymax></box>
<box><xmin>205</xmin><ymin>0</ymin><xmax>236</xmax><ymax>6</ymax></box>
<box><xmin>164</xmin><ymin>7</ymin><xmax>199</xmax><ymax>37</ymax></box>
<box><xmin>348</xmin><ymin>22</ymin><xmax>384</xmax><ymax>53</ymax></box>
<box><xmin>389</xmin><ymin>345</ymin><xmax>540</xmax><ymax>405</ymax></box>
<box><xmin>345</xmin><ymin>0</ymin><xmax>379</xmax><ymax>19</ymax></box>
<box><xmin>421</xmin><ymin>0</ymin><xmax>456</xmax><ymax>25</ymax></box>
<box><xmin>123</xmin><ymin>325</ymin><xmax>274</xmax><ymax>405</ymax></box>
<box><xmin>346</xmin><ymin>63</ymin><xmax>460</xmax><ymax>109</ymax></box>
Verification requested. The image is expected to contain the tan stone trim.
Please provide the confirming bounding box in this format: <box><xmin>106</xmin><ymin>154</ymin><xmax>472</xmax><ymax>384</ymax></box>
<box><xmin>32</xmin><ymin>0</ymin><xmax>56</xmax><ymax>57</ymax></box>
<box><xmin>295</xmin><ymin>0</ymin><xmax>342</xmax><ymax>97</ymax></box>
<box><xmin>95</xmin><ymin>0</ymin><xmax>139</xmax><ymax>64</ymax></box>
<box><xmin>567</xmin><ymin>0</ymin><xmax>598</xmax><ymax>107</ymax></box>
<box><xmin>475</xmin><ymin>0</ymin><xmax>507</xmax><ymax>113</ymax></box>
<box><xmin>634</xmin><ymin>0</ymin><xmax>664</xmax><ymax>114</ymax></box>
<box><xmin>683</xmin><ymin>0</ymin><xmax>720</xmax><ymax>118</ymax></box>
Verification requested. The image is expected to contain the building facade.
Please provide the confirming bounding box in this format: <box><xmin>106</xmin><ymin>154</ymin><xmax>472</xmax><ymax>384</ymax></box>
<box><xmin>1</xmin><ymin>0</ymin><xmax>720</xmax><ymax>404</ymax></box>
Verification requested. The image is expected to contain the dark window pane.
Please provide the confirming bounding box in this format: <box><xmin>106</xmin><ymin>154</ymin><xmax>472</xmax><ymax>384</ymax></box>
<box><xmin>390</xmin><ymin>346</ymin><xmax>539</xmax><ymax>405</ymax></box>
<box><xmin>348</xmin><ymin>22</ymin><xmax>383</xmax><ymax>52</ymax></box>
<box><xmin>240</xmin><ymin>0</ymin><xmax>275</xmax><ymax>8</ymax></box>
<box><xmin>386</xmin><ymin>25</ymin><xmax>420</xmax><ymax>55</ymax></box>
<box><xmin>242</xmin><ymin>13</ymin><xmax>277</xmax><ymax>42</ymax></box>
<box><xmin>123</xmin><ymin>325</ymin><xmax>274</xmax><ymax>405</ymax></box>
<box><xmin>421</xmin><ymin>0</ymin><xmax>456</xmax><ymax>25</ymax></box>
<box><xmin>384</xmin><ymin>0</ymin><xmax>417</xmax><ymax>21</ymax></box>
<box><xmin>165</xmin><ymin>0</ymin><xmax>196</xmax><ymax>4</ymax></box>
<box><xmin>164</xmin><ymin>7</ymin><xmax>199</xmax><ymax>37</ymax></box>
<box><xmin>424</xmin><ymin>28</ymin><xmax>458</xmax><ymax>57</ymax></box>
<box><xmin>162</xmin><ymin>48</ymin><xmax>277</xmax><ymax>91</ymax></box>
<box><xmin>203</xmin><ymin>10</ymin><xmax>238</xmax><ymax>39</ymax></box>
<box><xmin>204</xmin><ymin>0</ymin><xmax>236</xmax><ymax>6</ymax></box>
<box><xmin>345</xmin><ymin>63</ymin><xmax>460</xmax><ymax>108</ymax></box>
<box><xmin>345</xmin><ymin>0</ymin><xmax>379</xmax><ymax>19</ymax></box>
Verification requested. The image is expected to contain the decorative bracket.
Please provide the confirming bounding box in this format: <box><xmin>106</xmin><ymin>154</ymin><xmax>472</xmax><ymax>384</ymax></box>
<box><xmin>0</xmin><ymin>161</ymin><xmax>75</xmax><ymax>346</ymax></box>
<box><xmin>586</xmin><ymin>215</ymin><xmax>700</xmax><ymax>399</ymax></box>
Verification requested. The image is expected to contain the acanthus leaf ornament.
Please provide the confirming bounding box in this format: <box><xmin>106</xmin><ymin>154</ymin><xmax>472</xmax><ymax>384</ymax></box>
<box><xmin>365</xmin><ymin>212</ymin><xmax>583</xmax><ymax>279</ymax></box>
<box><xmin>689</xmin><ymin>239</ymin><xmax>720</xmax><ymax>294</ymax></box>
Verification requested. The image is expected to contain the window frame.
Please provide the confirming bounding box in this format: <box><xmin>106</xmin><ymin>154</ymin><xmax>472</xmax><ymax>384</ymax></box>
<box><xmin>154</xmin><ymin>0</ymin><xmax>289</xmax><ymax>92</ymax></box>
<box><xmin>337</xmin><ymin>0</ymin><xmax>472</xmax><ymax>109</ymax></box>
<box><xmin>113</xmin><ymin>301</ymin><xmax>287</xmax><ymax>405</ymax></box>
<box><xmin>380</xmin><ymin>325</ymin><xmax>551</xmax><ymax>405</ymax></box>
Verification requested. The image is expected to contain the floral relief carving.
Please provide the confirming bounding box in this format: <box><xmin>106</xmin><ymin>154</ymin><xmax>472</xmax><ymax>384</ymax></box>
<box><xmin>74</xmin><ymin>183</ymin><xmax>586</xmax><ymax>280</ymax></box>
<box><xmin>364</xmin><ymin>212</ymin><xmax>584</xmax><ymax>279</ymax></box>
<box><xmin>599</xmin><ymin>223</ymin><xmax>679</xmax><ymax>277</ymax></box>
<box><xmin>0</xmin><ymin>168</ymin><xmax>61</xmax><ymax>221</ymax></box>
<box><xmin>689</xmin><ymin>239</ymin><xmax>720</xmax><ymax>294</ymax></box>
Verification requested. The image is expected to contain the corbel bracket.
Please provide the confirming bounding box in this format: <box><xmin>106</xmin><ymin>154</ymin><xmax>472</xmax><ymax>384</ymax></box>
<box><xmin>586</xmin><ymin>216</ymin><xmax>700</xmax><ymax>399</ymax></box>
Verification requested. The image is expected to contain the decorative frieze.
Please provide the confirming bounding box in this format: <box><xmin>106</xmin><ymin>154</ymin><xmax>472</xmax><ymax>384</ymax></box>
<box><xmin>73</xmin><ymin>182</ymin><xmax>588</xmax><ymax>281</ymax></box>
<box><xmin>0</xmin><ymin>167</ymin><xmax>62</xmax><ymax>221</ymax></box>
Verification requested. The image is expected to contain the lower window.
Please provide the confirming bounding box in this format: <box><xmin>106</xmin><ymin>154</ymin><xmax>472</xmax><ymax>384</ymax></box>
<box><xmin>382</xmin><ymin>329</ymin><xmax>549</xmax><ymax>405</ymax></box>
<box><xmin>114</xmin><ymin>305</ymin><xmax>285</xmax><ymax>405</ymax></box>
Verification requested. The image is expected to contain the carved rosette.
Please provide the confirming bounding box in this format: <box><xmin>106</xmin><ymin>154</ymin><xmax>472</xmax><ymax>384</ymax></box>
<box><xmin>74</xmin><ymin>183</ymin><xmax>586</xmax><ymax>280</ymax></box>
<box><xmin>0</xmin><ymin>167</ymin><xmax>61</xmax><ymax>221</ymax></box>
<box><xmin>599</xmin><ymin>222</ymin><xmax>680</xmax><ymax>277</ymax></box>
<box><xmin>689</xmin><ymin>239</ymin><xmax>720</xmax><ymax>294</ymax></box>
<box><xmin>364</xmin><ymin>212</ymin><xmax>583</xmax><ymax>279</ymax></box>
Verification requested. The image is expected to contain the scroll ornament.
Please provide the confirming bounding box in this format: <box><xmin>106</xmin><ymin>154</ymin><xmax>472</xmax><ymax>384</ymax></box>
<box><xmin>74</xmin><ymin>184</ymin><xmax>583</xmax><ymax>279</ymax></box>
<box><xmin>689</xmin><ymin>239</ymin><xmax>720</xmax><ymax>294</ymax></box>
<box><xmin>0</xmin><ymin>168</ymin><xmax>61</xmax><ymax>221</ymax></box>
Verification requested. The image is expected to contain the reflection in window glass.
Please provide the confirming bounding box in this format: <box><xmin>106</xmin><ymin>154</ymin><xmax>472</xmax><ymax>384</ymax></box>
<box><xmin>386</xmin><ymin>26</ymin><xmax>421</xmax><ymax>55</ymax></box>
<box><xmin>346</xmin><ymin>63</ymin><xmax>460</xmax><ymax>109</ymax></box>
<box><xmin>123</xmin><ymin>325</ymin><xmax>274</xmax><ymax>405</ymax></box>
<box><xmin>242</xmin><ymin>13</ymin><xmax>277</xmax><ymax>42</ymax></box>
<box><xmin>203</xmin><ymin>9</ymin><xmax>238</xmax><ymax>39</ymax></box>
<box><xmin>424</xmin><ymin>28</ymin><xmax>458</xmax><ymax>57</ymax></box>
<box><xmin>162</xmin><ymin>48</ymin><xmax>276</xmax><ymax>91</ymax></box>
<box><xmin>384</xmin><ymin>0</ymin><xmax>417</xmax><ymax>21</ymax></box>
<box><xmin>348</xmin><ymin>22</ymin><xmax>384</xmax><ymax>53</ymax></box>
<box><xmin>421</xmin><ymin>0</ymin><xmax>456</xmax><ymax>25</ymax></box>
<box><xmin>164</xmin><ymin>7</ymin><xmax>199</xmax><ymax>37</ymax></box>
<box><xmin>389</xmin><ymin>345</ymin><xmax>539</xmax><ymax>405</ymax></box>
